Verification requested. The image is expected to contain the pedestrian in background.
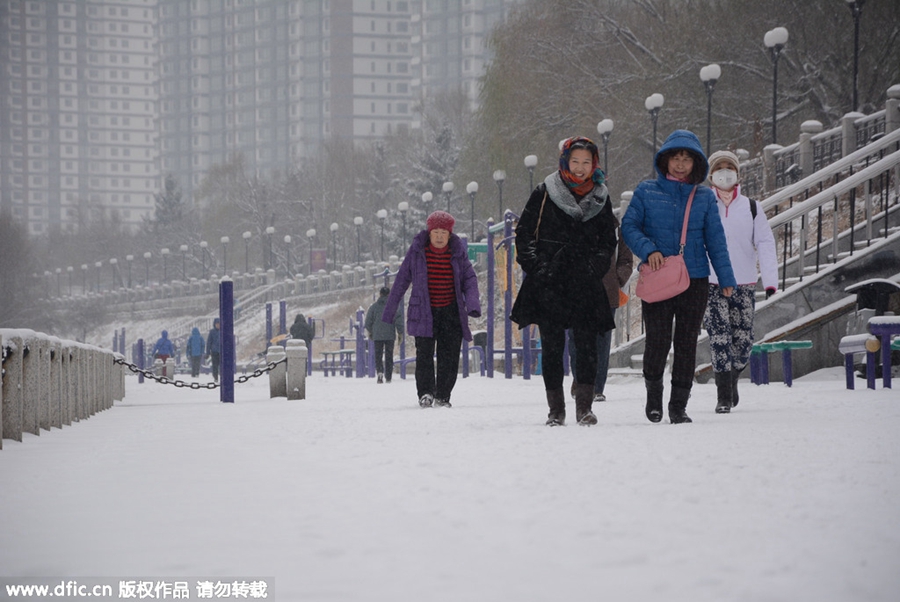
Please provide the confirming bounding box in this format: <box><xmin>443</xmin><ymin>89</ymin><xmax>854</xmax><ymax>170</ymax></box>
<box><xmin>290</xmin><ymin>313</ymin><xmax>314</xmax><ymax>349</ymax></box>
<box><xmin>365</xmin><ymin>286</ymin><xmax>404</xmax><ymax>383</ymax></box>
<box><xmin>704</xmin><ymin>149</ymin><xmax>778</xmax><ymax>414</ymax></box>
<box><xmin>511</xmin><ymin>136</ymin><xmax>618</xmax><ymax>426</ymax></box>
<box><xmin>151</xmin><ymin>330</ymin><xmax>175</xmax><ymax>362</ymax></box>
<box><xmin>186</xmin><ymin>326</ymin><xmax>205</xmax><ymax>378</ymax></box>
<box><xmin>621</xmin><ymin>130</ymin><xmax>736</xmax><ymax>424</ymax></box>
<box><xmin>206</xmin><ymin>318</ymin><xmax>221</xmax><ymax>382</ymax></box>
<box><xmin>382</xmin><ymin>210</ymin><xmax>481</xmax><ymax>409</ymax></box>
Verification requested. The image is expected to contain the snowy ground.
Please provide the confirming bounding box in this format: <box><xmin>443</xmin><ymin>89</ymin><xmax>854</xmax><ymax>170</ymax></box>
<box><xmin>1</xmin><ymin>368</ymin><xmax>899</xmax><ymax>602</ymax></box>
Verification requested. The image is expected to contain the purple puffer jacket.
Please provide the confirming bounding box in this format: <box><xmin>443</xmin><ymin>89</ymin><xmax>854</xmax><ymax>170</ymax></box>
<box><xmin>381</xmin><ymin>230</ymin><xmax>482</xmax><ymax>341</ymax></box>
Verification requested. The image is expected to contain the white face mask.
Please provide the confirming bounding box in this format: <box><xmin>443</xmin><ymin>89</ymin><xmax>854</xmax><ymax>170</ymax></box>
<box><xmin>711</xmin><ymin>169</ymin><xmax>738</xmax><ymax>190</ymax></box>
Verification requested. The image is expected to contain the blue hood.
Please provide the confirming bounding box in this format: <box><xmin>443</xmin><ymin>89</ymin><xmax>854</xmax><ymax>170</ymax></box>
<box><xmin>161</xmin><ymin>330</ymin><xmax>169</xmax><ymax>339</ymax></box>
<box><xmin>191</xmin><ymin>327</ymin><xmax>200</xmax><ymax>336</ymax></box>
<box><xmin>654</xmin><ymin>130</ymin><xmax>709</xmax><ymax>183</ymax></box>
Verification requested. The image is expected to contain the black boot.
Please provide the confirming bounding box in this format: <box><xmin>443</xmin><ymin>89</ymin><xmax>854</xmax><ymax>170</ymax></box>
<box><xmin>731</xmin><ymin>367</ymin><xmax>743</xmax><ymax>408</ymax></box>
<box><xmin>545</xmin><ymin>388</ymin><xmax>566</xmax><ymax>426</ymax></box>
<box><xmin>668</xmin><ymin>385</ymin><xmax>693</xmax><ymax>424</ymax></box>
<box><xmin>645</xmin><ymin>377</ymin><xmax>664</xmax><ymax>423</ymax></box>
<box><xmin>714</xmin><ymin>371</ymin><xmax>732</xmax><ymax>414</ymax></box>
<box><xmin>574</xmin><ymin>384</ymin><xmax>598</xmax><ymax>426</ymax></box>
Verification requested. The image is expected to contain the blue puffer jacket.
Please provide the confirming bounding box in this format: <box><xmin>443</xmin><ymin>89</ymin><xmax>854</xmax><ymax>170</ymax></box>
<box><xmin>186</xmin><ymin>327</ymin><xmax>205</xmax><ymax>358</ymax></box>
<box><xmin>622</xmin><ymin>130</ymin><xmax>736</xmax><ymax>287</ymax></box>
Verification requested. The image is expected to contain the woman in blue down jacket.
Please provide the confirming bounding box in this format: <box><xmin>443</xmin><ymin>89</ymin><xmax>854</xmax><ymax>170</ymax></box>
<box><xmin>185</xmin><ymin>327</ymin><xmax>205</xmax><ymax>378</ymax></box>
<box><xmin>622</xmin><ymin>130</ymin><xmax>736</xmax><ymax>425</ymax></box>
<box><xmin>381</xmin><ymin>210</ymin><xmax>481</xmax><ymax>409</ymax></box>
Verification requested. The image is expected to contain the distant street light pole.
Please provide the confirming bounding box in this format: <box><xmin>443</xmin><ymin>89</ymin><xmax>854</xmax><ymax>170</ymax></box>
<box><xmin>67</xmin><ymin>265</ymin><xmax>73</xmax><ymax>296</ymax></box>
<box><xmin>266</xmin><ymin>226</ymin><xmax>275</xmax><ymax>270</ymax></box>
<box><xmin>398</xmin><ymin>201</ymin><xmax>409</xmax><ymax>249</ymax></box>
<box><xmin>284</xmin><ymin>234</ymin><xmax>292</xmax><ymax>276</ymax></box>
<box><xmin>242</xmin><ymin>231</ymin><xmax>252</xmax><ymax>274</ymax></box>
<box><xmin>55</xmin><ymin>268</ymin><xmax>61</xmax><ymax>297</ymax></box>
<box><xmin>645</xmin><ymin>93</ymin><xmax>665</xmax><ymax>169</ymax></box>
<box><xmin>179</xmin><ymin>244</ymin><xmax>188</xmax><ymax>280</ymax></box>
<box><xmin>220</xmin><ymin>236</ymin><xmax>229</xmax><ymax>275</ymax></box>
<box><xmin>125</xmin><ymin>255</ymin><xmax>133</xmax><ymax>288</ymax></box>
<box><xmin>493</xmin><ymin>170</ymin><xmax>506</xmax><ymax>220</ymax></box>
<box><xmin>306</xmin><ymin>228</ymin><xmax>316</xmax><ymax>274</ymax></box>
<box><xmin>466</xmin><ymin>181</ymin><xmax>478</xmax><ymax>241</ymax></box>
<box><xmin>108</xmin><ymin>259</ymin><xmax>117</xmax><ymax>289</ymax></box>
<box><xmin>199</xmin><ymin>241</ymin><xmax>208</xmax><ymax>279</ymax></box>
<box><xmin>524</xmin><ymin>155</ymin><xmax>537</xmax><ymax>192</ymax></box>
<box><xmin>442</xmin><ymin>181</ymin><xmax>454</xmax><ymax>212</ymax></box>
<box><xmin>764</xmin><ymin>27</ymin><xmax>789</xmax><ymax>145</ymax></box>
<box><xmin>82</xmin><ymin>263</ymin><xmax>88</xmax><ymax>293</ymax></box>
<box><xmin>699</xmin><ymin>64</ymin><xmax>721</xmax><ymax>155</ymax></box>
<box><xmin>596</xmin><ymin>120</ymin><xmax>614</xmax><ymax>174</ymax></box>
<box><xmin>329</xmin><ymin>222</ymin><xmax>339</xmax><ymax>270</ymax></box>
<box><xmin>95</xmin><ymin>261</ymin><xmax>102</xmax><ymax>291</ymax></box>
<box><xmin>845</xmin><ymin>0</ymin><xmax>866</xmax><ymax>112</ymax></box>
<box><xmin>142</xmin><ymin>253</ymin><xmax>150</xmax><ymax>286</ymax></box>
<box><xmin>421</xmin><ymin>192</ymin><xmax>432</xmax><ymax>229</ymax></box>
<box><xmin>377</xmin><ymin>209</ymin><xmax>388</xmax><ymax>262</ymax></box>
<box><xmin>160</xmin><ymin>248</ymin><xmax>170</xmax><ymax>283</ymax></box>
<box><xmin>353</xmin><ymin>216</ymin><xmax>364</xmax><ymax>264</ymax></box>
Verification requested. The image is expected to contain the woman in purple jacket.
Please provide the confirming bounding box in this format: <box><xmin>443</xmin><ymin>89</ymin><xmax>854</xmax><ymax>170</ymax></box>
<box><xmin>382</xmin><ymin>211</ymin><xmax>482</xmax><ymax>408</ymax></box>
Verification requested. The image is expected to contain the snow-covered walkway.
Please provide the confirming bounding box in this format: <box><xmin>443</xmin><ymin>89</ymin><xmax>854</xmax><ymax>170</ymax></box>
<box><xmin>1</xmin><ymin>369</ymin><xmax>898</xmax><ymax>601</ymax></box>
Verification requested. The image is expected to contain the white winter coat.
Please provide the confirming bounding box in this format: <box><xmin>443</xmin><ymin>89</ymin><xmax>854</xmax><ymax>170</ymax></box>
<box><xmin>708</xmin><ymin>185</ymin><xmax>779</xmax><ymax>290</ymax></box>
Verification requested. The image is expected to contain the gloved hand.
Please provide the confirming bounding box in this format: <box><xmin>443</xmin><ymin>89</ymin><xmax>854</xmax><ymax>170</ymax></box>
<box><xmin>766</xmin><ymin>287</ymin><xmax>776</xmax><ymax>299</ymax></box>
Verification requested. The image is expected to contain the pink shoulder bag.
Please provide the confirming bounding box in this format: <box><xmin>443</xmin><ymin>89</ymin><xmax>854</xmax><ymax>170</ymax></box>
<box><xmin>635</xmin><ymin>186</ymin><xmax>696</xmax><ymax>303</ymax></box>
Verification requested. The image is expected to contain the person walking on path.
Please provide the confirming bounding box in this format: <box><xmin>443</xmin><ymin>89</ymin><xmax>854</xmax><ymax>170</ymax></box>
<box><xmin>366</xmin><ymin>287</ymin><xmax>404</xmax><ymax>383</ymax></box>
<box><xmin>290</xmin><ymin>313</ymin><xmax>314</xmax><ymax>349</ymax></box>
<box><xmin>185</xmin><ymin>327</ymin><xmax>205</xmax><ymax>378</ymax></box>
<box><xmin>206</xmin><ymin>318</ymin><xmax>221</xmax><ymax>382</ymax></box>
<box><xmin>381</xmin><ymin>210</ymin><xmax>481</xmax><ymax>409</ymax></box>
<box><xmin>510</xmin><ymin>136</ymin><xmax>619</xmax><ymax>426</ymax></box>
<box><xmin>622</xmin><ymin>129</ymin><xmax>736</xmax><ymax>424</ymax></box>
<box><xmin>704</xmin><ymin>149</ymin><xmax>778</xmax><ymax>414</ymax></box>
<box><xmin>151</xmin><ymin>330</ymin><xmax>175</xmax><ymax>362</ymax></box>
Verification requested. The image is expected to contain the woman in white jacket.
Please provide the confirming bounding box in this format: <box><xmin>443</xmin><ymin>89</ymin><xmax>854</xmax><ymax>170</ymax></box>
<box><xmin>705</xmin><ymin>150</ymin><xmax>779</xmax><ymax>414</ymax></box>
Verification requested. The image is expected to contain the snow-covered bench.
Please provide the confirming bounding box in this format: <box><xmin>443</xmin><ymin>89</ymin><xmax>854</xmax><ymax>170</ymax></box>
<box><xmin>750</xmin><ymin>340</ymin><xmax>813</xmax><ymax>387</ymax></box>
<box><xmin>867</xmin><ymin>315</ymin><xmax>900</xmax><ymax>389</ymax></box>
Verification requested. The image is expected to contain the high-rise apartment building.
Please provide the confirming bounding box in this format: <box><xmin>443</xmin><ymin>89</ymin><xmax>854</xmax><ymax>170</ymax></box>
<box><xmin>0</xmin><ymin>0</ymin><xmax>522</xmax><ymax>235</ymax></box>
<box><xmin>0</xmin><ymin>0</ymin><xmax>159</xmax><ymax>235</ymax></box>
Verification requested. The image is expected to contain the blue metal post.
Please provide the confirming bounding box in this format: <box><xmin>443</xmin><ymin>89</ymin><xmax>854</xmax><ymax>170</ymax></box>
<box><xmin>136</xmin><ymin>338</ymin><xmax>145</xmax><ymax>384</ymax></box>
<box><xmin>265</xmin><ymin>302</ymin><xmax>273</xmax><ymax>346</ymax></box>
<box><xmin>522</xmin><ymin>325</ymin><xmax>532</xmax><ymax>380</ymax></box>
<box><xmin>279</xmin><ymin>300</ymin><xmax>287</xmax><ymax>346</ymax></box>
<box><xmin>486</xmin><ymin>218</ymin><xmax>495</xmax><ymax>378</ymax></box>
<box><xmin>307</xmin><ymin>317</ymin><xmax>315</xmax><ymax>376</ymax></box>
<box><xmin>504</xmin><ymin>211</ymin><xmax>514</xmax><ymax>379</ymax></box>
<box><xmin>112</xmin><ymin>332</ymin><xmax>118</xmax><ymax>354</ymax></box>
<box><xmin>220</xmin><ymin>279</ymin><xmax>235</xmax><ymax>402</ymax></box>
<box><xmin>120</xmin><ymin>328</ymin><xmax>126</xmax><ymax>361</ymax></box>
<box><xmin>355</xmin><ymin>308</ymin><xmax>366</xmax><ymax>378</ymax></box>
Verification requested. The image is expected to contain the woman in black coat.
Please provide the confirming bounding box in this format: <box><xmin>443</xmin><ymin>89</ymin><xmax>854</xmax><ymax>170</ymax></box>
<box><xmin>511</xmin><ymin>137</ymin><xmax>618</xmax><ymax>426</ymax></box>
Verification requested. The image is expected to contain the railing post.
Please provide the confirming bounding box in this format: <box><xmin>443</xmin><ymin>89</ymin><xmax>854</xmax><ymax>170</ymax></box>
<box><xmin>486</xmin><ymin>218</ymin><xmax>495</xmax><ymax>378</ymax></box>
<box><xmin>285</xmin><ymin>339</ymin><xmax>308</xmax><ymax>400</ymax></box>
<box><xmin>267</xmin><ymin>346</ymin><xmax>287</xmax><ymax>398</ymax></box>
<box><xmin>220</xmin><ymin>277</ymin><xmax>235</xmax><ymax>403</ymax></box>
<box><xmin>23</xmin><ymin>335</ymin><xmax>39</xmax><ymax>436</ymax></box>
<box><xmin>2</xmin><ymin>336</ymin><xmax>24</xmax><ymax>442</ymax></box>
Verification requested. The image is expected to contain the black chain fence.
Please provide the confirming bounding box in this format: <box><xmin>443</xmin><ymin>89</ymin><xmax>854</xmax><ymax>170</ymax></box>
<box><xmin>114</xmin><ymin>357</ymin><xmax>286</xmax><ymax>390</ymax></box>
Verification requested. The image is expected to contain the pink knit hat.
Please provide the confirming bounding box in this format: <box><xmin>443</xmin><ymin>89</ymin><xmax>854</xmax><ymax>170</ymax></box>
<box><xmin>426</xmin><ymin>210</ymin><xmax>455</xmax><ymax>233</ymax></box>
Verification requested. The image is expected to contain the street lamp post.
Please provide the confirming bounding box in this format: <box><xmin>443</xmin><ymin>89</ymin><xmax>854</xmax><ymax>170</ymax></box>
<box><xmin>493</xmin><ymin>170</ymin><xmax>506</xmax><ymax>220</ymax></box>
<box><xmin>329</xmin><ymin>222</ymin><xmax>339</xmax><ymax>270</ymax></box>
<box><xmin>645</xmin><ymin>93</ymin><xmax>665</xmax><ymax>167</ymax></box>
<box><xmin>142</xmin><ymin>253</ymin><xmax>150</xmax><ymax>286</ymax></box>
<box><xmin>55</xmin><ymin>268</ymin><xmax>61</xmax><ymax>297</ymax></box>
<box><xmin>466</xmin><ymin>181</ymin><xmax>478</xmax><ymax>240</ymax></box>
<box><xmin>596</xmin><ymin>120</ymin><xmax>614</xmax><ymax>174</ymax></box>
<box><xmin>306</xmin><ymin>228</ymin><xmax>317</xmax><ymax>274</ymax></box>
<box><xmin>699</xmin><ymin>64</ymin><xmax>721</xmax><ymax>155</ymax></box>
<box><xmin>524</xmin><ymin>155</ymin><xmax>537</xmax><ymax>192</ymax></box>
<box><xmin>199</xmin><ymin>241</ymin><xmax>208</xmax><ymax>279</ymax></box>
<box><xmin>442</xmin><ymin>181</ymin><xmax>454</xmax><ymax>212</ymax></box>
<box><xmin>846</xmin><ymin>0</ymin><xmax>866</xmax><ymax>112</ymax></box>
<box><xmin>81</xmin><ymin>264</ymin><xmax>88</xmax><ymax>294</ymax></box>
<box><xmin>109</xmin><ymin>258</ymin><xmax>117</xmax><ymax>289</ymax></box>
<box><xmin>242</xmin><ymin>231</ymin><xmax>252</xmax><ymax>274</ymax></box>
<box><xmin>377</xmin><ymin>209</ymin><xmax>388</xmax><ymax>262</ymax></box>
<box><xmin>160</xmin><ymin>248</ymin><xmax>170</xmax><ymax>283</ymax></box>
<box><xmin>764</xmin><ymin>27</ymin><xmax>789</xmax><ymax>145</ymax></box>
<box><xmin>421</xmin><ymin>192</ymin><xmax>432</xmax><ymax>229</ymax></box>
<box><xmin>397</xmin><ymin>202</ymin><xmax>409</xmax><ymax>249</ymax></box>
<box><xmin>179</xmin><ymin>245</ymin><xmax>188</xmax><ymax>280</ymax></box>
<box><xmin>220</xmin><ymin>236</ymin><xmax>229</xmax><ymax>275</ymax></box>
<box><xmin>67</xmin><ymin>266</ymin><xmax>73</xmax><ymax>296</ymax></box>
<box><xmin>284</xmin><ymin>235</ymin><xmax>292</xmax><ymax>276</ymax></box>
<box><xmin>266</xmin><ymin>226</ymin><xmax>275</xmax><ymax>270</ymax></box>
<box><xmin>353</xmin><ymin>216</ymin><xmax>363</xmax><ymax>264</ymax></box>
<box><xmin>95</xmin><ymin>261</ymin><xmax>102</xmax><ymax>291</ymax></box>
<box><xmin>125</xmin><ymin>255</ymin><xmax>133</xmax><ymax>288</ymax></box>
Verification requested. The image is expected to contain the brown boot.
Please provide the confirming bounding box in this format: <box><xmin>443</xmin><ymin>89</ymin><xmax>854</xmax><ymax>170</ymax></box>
<box><xmin>545</xmin><ymin>388</ymin><xmax>566</xmax><ymax>426</ymax></box>
<box><xmin>574</xmin><ymin>383</ymin><xmax>598</xmax><ymax>426</ymax></box>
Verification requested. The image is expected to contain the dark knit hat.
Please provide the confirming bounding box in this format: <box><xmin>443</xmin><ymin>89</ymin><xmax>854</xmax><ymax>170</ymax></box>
<box><xmin>379</xmin><ymin>286</ymin><xmax>390</xmax><ymax>297</ymax></box>
<box><xmin>426</xmin><ymin>210</ymin><xmax>455</xmax><ymax>233</ymax></box>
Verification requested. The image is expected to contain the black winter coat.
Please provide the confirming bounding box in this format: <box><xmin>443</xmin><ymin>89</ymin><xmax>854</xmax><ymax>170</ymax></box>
<box><xmin>510</xmin><ymin>175</ymin><xmax>618</xmax><ymax>332</ymax></box>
